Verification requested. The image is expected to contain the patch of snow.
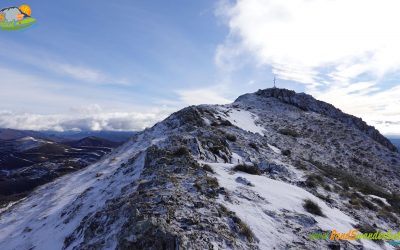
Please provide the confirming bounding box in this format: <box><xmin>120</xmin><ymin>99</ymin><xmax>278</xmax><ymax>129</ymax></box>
<box><xmin>18</xmin><ymin>136</ymin><xmax>39</xmax><ymax>142</ymax></box>
<box><xmin>202</xmin><ymin>162</ymin><xmax>374</xmax><ymax>249</ymax></box>
<box><xmin>0</xmin><ymin>200</ymin><xmax>24</xmax><ymax>214</ymax></box>
<box><xmin>16</xmin><ymin>136</ymin><xmax>52</xmax><ymax>151</ymax></box>
<box><xmin>231</xmin><ymin>152</ymin><xmax>243</xmax><ymax>164</ymax></box>
<box><xmin>202</xmin><ymin>117</ymin><xmax>211</xmax><ymax>126</ymax></box>
<box><xmin>151</xmin><ymin>137</ymin><xmax>166</xmax><ymax>145</ymax></box>
<box><xmin>368</xmin><ymin>195</ymin><xmax>391</xmax><ymax>206</ymax></box>
<box><xmin>267</xmin><ymin>144</ymin><xmax>281</xmax><ymax>154</ymax></box>
<box><xmin>218</xmin><ymin>107</ymin><xmax>265</xmax><ymax>136</ymax></box>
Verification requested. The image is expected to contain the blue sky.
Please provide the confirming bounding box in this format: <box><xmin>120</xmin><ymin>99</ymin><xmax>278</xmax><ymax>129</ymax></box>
<box><xmin>0</xmin><ymin>1</ymin><xmax>228</xmax><ymax>109</ymax></box>
<box><xmin>1</xmin><ymin>0</ymin><xmax>399</xmax><ymax>135</ymax></box>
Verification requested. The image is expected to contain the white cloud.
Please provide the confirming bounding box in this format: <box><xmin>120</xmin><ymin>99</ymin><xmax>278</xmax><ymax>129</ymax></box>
<box><xmin>311</xmin><ymin>84</ymin><xmax>400</xmax><ymax>135</ymax></box>
<box><xmin>0</xmin><ymin>106</ymin><xmax>173</xmax><ymax>132</ymax></box>
<box><xmin>0</xmin><ymin>67</ymin><xmax>175</xmax><ymax>131</ymax></box>
<box><xmin>53</xmin><ymin>64</ymin><xmax>105</xmax><ymax>83</ymax></box>
<box><xmin>0</xmin><ymin>41</ymin><xmax>131</xmax><ymax>86</ymax></box>
<box><xmin>217</xmin><ymin>0</ymin><xmax>400</xmax><ymax>134</ymax></box>
<box><xmin>0</xmin><ymin>67</ymin><xmax>89</xmax><ymax>112</ymax></box>
<box><xmin>51</xmin><ymin>63</ymin><xmax>130</xmax><ymax>85</ymax></box>
<box><xmin>218</xmin><ymin>0</ymin><xmax>400</xmax><ymax>84</ymax></box>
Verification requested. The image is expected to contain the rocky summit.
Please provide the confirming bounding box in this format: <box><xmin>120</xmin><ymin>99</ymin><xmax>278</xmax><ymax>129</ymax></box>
<box><xmin>0</xmin><ymin>88</ymin><xmax>399</xmax><ymax>250</ymax></box>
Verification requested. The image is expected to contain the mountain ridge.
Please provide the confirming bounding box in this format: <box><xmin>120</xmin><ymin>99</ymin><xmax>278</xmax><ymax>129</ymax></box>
<box><xmin>0</xmin><ymin>88</ymin><xmax>399</xmax><ymax>250</ymax></box>
<box><xmin>237</xmin><ymin>88</ymin><xmax>397</xmax><ymax>152</ymax></box>
<box><xmin>0</xmin><ymin>128</ymin><xmax>134</xmax><ymax>143</ymax></box>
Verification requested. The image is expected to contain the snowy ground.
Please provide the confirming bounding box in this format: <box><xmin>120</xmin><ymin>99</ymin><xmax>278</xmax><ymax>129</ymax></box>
<box><xmin>200</xmin><ymin>159</ymin><xmax>391</xmax><ymax>250</ymax></box>
<box><xmin>14</xmin><ymin>136</ymin><xmax>52</xmax><ymax>151</ymax></box>
<box><xmin>0</xmin><ymin>139</ymin><xmax>147</xmax><ymax>250</ymax></box>
<box><xmin>217</xmin><ymin>107</ymin><xmax>265</xmax><ymax>136</ymax></box>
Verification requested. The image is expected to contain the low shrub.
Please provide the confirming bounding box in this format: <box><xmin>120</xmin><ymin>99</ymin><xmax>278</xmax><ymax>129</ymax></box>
<box><xmin>226</xmin><ymin>134</ymin><xmax>237</xmax><ymax>142</ymax></box>
<box><xmin>194</xmin><ymin>176</ymin><xmax>220</xmax><ymax>198</ymax></box>
<box><xmin>362</xmin><ymin>199</ymin><xmax>377</xmax><ymax>211</ymax></box>
<box><xmin>327</xmin><ymin>243</ymin><xmax>340</xmax><ymax>250</ymax></box>
<box><xmin>238</xmin><ymin>220</ymin><xmax>254</xmax><ymax>242</ymax></box>
<box><xmin>355</xmin><ymin>223</ymin><xmax>384</xmax><ymax>244</ymax></box>
<box><xmin>205</xmin><ymin>176</ymin><xmax>219</xmax><ymax>189</ymax></box>
<box><xmin>209</xmin><ymin>146</ymin><xmax>222</xmax><ymax>155</ymax></box>
<box><xmin>173</xmin><ymin>146</ymin><xmax>189</xmax><ymax>156</ymax></box>
<box><xmin>211</xmin><ymin>121</ymin><xmax>219</xmax><ymax>126</ymax></box>
<box><xmin>294</xmin><ymin>160</ymin><xmax>307</xmax><ymax>170</ymax></box>
<box><xmin>202</xmin><ymin>164</ymin><xmax>215</xmax><ymax>173</ymax></box>
<box><xmin>387</xmin><ymin>194</ymin><xmax>400</xmax><ymax>215</ymax></box>
<box><xmin>348</xmin><ymin>197</ymin><xmax>362</xmax><ymax>208</ymax></box>
<box><xmin>232</xmin><ymin>164</ymin><xmax>261</xmax><ymax>175</ymax></box>
<box><xmin>303</xmin><ymin>199</ymin><xmax>325</xmax><ymax>217</ymax></box>
<box><xmin>305</xmin><ymin>174</ymin><xmax>323</xmax><ymax>188</ymax></box>
<box><xmin>324</xmin><ymin>185</ymin><xmax>332</xmax><ymax>192</ymax></box>
<box><xmin>377</xmin><ymin>207</ymin><xmax>398</xmax><ymax>223</ymax></box>
<box><xmin>218</xmin><ymin>204</ymin><xmax>229</xmax><ymax>216</ymax></box>
<box><xmin>231</xmin><ymin>215</ymin><xmax>254</xmax><ymax>241</ymax></box>
<box><xmin>371</xmin><ymin>197</ymin><xmax>385</xmax><ymax>207</ymax></box>
<box><xmin>309</xmin><ymin>159</ymin><xmax>389</xmax><ymax>199</ymax></box>
<box><xmin>248</xmin><ymin>142</ymin><xmax>258</xmax><ymax>151</ymax></box>
<box><xmin>220</xmin><ymin>120</ymin><xmax>233</xmax><ymax>126</ymax></box>
<box><xmin>316</xmin><ymin>194</ymin><xmax>333</xmax><ymax>204</ymax></box>
<box><xmin>278</xmin><ymin>128</ymin><xmax>299</xmax><ymax>137</ymax></box>
<box><xmin>355</xmin><ymin>223</ymin><xmax>375</xmax><ymax>234</ymax></box>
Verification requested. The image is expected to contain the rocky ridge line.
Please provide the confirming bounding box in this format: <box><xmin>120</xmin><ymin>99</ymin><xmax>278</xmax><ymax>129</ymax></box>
<box><xmin>249</xmin><ymin>88</ymin><xmax>397</xmax><ymax>152</ymax></box>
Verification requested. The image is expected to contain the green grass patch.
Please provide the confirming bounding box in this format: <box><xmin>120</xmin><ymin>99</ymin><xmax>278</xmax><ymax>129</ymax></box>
<box><xmin>0</xmin><ymin>18</ymin><xmax>36</xmax><ymax>30</ymax></box>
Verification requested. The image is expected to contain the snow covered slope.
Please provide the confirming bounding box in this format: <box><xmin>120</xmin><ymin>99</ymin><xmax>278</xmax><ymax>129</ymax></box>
<box><xmin>0</xmin><ymin>138</ymin><xmax>148</xmax><ymax>249</ymax></box>
<box><xmin>14</xmin><ymin>136</ymin><xmax>52</xmax><ymax>151</ymax></box>
<box><xmin>0</xmin><ymin>88</ymin><xmax>399</xmax><ymax>249</ymax></box>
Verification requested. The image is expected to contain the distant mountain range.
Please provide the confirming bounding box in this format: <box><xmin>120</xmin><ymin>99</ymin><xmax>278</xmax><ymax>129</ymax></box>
<box><xmin>40</xmin><ymin>130</ymin><xmax>136</xmax><ymax>142</ymax></box>
<box><xmin>0</xmin><ymin>128</ymin><xmax>135</xmax><ymax>142</ymax></box>
<box><xmin>390</xmin><ymin>138</ymin><xmax>400</xmax><ymax>151</ymax></box>
<box><xmin>0</xmin><ymin>129</ymin><xmax>134</xmax><ymax>207</ymax></box>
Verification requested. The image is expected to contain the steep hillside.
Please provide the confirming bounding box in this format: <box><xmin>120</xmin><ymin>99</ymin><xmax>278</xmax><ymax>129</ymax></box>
<box><xmin>64</xmin><ymin>136</ymin><xmax>120</xmax><ymax>148</ymax></box>
<box><xmin>0</xmin><ymin>136</ymin><xmax>123</xmax><ymax>207</ymax></box>
<box><xmin>41</xmin><ymin>131</ymin><xmax>135</xmax><ymax>143</ymax></box>
<box><xmin>0</xmin><ymin>88</ymin><xmax>399</xmax><ymax>250</ymax></box>
<box><xmin>0</xmin><ymin>129</ymin><xmax>44</xmax><ymax>141</ymax></box>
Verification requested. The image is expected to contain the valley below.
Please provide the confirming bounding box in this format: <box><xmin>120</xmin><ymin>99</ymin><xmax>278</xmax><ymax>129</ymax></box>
<box><xmin>0</xmin><ymin>130</ymin><xmax>133</xmax><ymax>208</ymax></box>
